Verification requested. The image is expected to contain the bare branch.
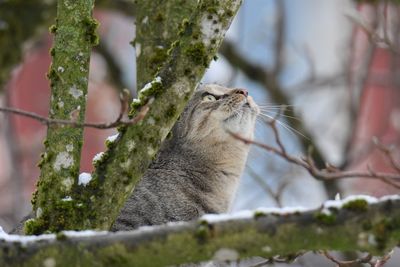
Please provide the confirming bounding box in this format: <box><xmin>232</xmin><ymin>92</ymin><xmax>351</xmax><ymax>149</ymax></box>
<box><xmin>229</xmin><ymin>125</ymin><xmax>400</xmax><ymax>187</ymax></box>
<box><xmin>322</xmin><ymin>251</ymin><xmax>372</xmax><ymax>267</ymax></box>
<box><xmin>0</xmin><ymin>95</ymin><xmax>150</xmax><ymax>130</ymax></box>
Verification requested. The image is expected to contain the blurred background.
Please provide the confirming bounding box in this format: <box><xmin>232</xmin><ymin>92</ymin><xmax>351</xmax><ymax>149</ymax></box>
<box><xmin>1</xmin><ymin>0</ymin><xmax>400</xmax><ymax>266</ymax></box>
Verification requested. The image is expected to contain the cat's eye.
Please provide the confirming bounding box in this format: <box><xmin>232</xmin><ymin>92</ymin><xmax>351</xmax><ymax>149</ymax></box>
<box><xmin>202</xmin><ymin>94</ymin><xmax>216</xmax><ymax>102</ymax></box>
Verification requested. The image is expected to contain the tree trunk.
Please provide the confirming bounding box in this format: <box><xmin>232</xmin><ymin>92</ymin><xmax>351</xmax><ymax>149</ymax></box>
<box><xmin>25</xmin><ymin>0</ymin><xmax>97</xmax><ymax>234</ymax></box>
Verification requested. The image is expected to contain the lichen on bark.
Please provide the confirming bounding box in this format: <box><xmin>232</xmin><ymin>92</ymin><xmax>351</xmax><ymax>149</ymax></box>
<box><xmin>135</xmin><ymin>0</ymin><xmax>198</xmax><ymax>89</ymax></box>
<box><xmin>26</xmin><ymin>0</ymin><xmax>98</xmax><ymax>234</ymax></box>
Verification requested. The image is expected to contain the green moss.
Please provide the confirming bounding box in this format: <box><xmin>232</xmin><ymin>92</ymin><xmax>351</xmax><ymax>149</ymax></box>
<box><xmin>184</xmin><ymin>42</ymin><xmax>208</xmax><ymax>67</ymax></box>
<box><xmin>83</xmin><ymin>17</ymin><xmax>99</xmax><ymax>46</ymax></box>
<box><xmin>167</xmin><ymin>40</ymin><xmax>181</xmax><ymax>56</ymax></box>
<box><xmin>149</xmin><ymin>48</ymin><xmax>168</xmax><ymax>71</ymax></box>
<box><xmin>56</xmin><ymin>232</ymin><xmax>68</xmax><ymax>241</ymax></box>
<box><xmin>49</xmin><ymin>24</ymin><xmax>57</xmax><ymax>34</ymax></box>
<box><xmin>225</xmin><ymin>9</ymin><xmax>234</xmax><ymax>17</ymax></box>
<box><xmin>314</xmin><ymin>212</ymin><xmax>336</xmax><ymax>225</ymax></box>
<box><xmin>362</xmin><ymin>220</ymin><xmax>373</xmax><ymax>231</ymax></box>
<box><xmin>343</xmin><ymin>199</ymin><xmax>368</xmax><ymax>212</ymax></box>
<box><xmin>254</xmin><ymin>211</ymin><xmax>266</xmax><ymax>219</ymax></box>
<box><xmin>195</xmin><ymin>221</ymin><xmax>210</xmax><ymax>243</ymax></box>
<box><xmin>165</xmin><ymin>104</ymin><xmax>177</xmax><ymax>119</ymax></box>
<box><xmin>47</xmin><ymin>67</ymin><xmax>60</xmax><ymax>81</ymax></box>
<box><xmin>24</xmin><ymin>218</ymin><xmax>42</xmax><ymax>235</ymax></box>
<box><xmin>155</xmin><ymin>12</ymin><xmax>164</xmax><ymax>22</ymax></box>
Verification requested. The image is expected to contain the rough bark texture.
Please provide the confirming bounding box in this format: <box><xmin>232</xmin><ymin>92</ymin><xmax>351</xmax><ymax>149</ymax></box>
<box><xmin>26</xmin><ymin>0</ymin><xmax>98</xmax><ymax>234</ymax></box>
<box><xmin>1</xmin><ymin>197</ymin><xmax>400</xmax><ymax>266</ymax></box>
<box><xmin>135</xmin><ymin>0</ymin><xmax>198</xmax><ymax>89</ymax></box>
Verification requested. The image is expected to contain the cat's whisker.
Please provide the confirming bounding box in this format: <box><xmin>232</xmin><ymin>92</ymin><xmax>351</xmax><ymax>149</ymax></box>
<box><xmin>257</xmin><ymin>113</ymin><xmax>309</xmax><ymax>140</ymax></box>
<box><xmin>259</xmin><ymin>111</ymin><xmax>302</xmax><ymax>122</ymax></box>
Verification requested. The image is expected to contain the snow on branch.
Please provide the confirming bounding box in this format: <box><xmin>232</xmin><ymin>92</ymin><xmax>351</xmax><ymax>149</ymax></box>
<box><xmin>1</xmin><ymin>195</ymin><xmax>400</xmax><ymax>267</ymax></box>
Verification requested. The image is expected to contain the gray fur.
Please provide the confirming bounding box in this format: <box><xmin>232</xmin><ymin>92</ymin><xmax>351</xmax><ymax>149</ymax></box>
<box><xmin>111</xmin><ymin>84</ymin><xmax>258</xmax><ymax>231</ymax></box>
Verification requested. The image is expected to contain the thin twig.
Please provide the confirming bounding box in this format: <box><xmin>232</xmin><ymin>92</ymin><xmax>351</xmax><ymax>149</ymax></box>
<box><xmin>0</xmin><ymin>93</ymin><xmax>151</xmax><ymax>130</ymax></box>
<box><xmin>229</xmin><ymin>125</ymin><xmax>400</xmax><ymax>187</ymax></box>
<box><xmin>322</xmin><ymin>251</ymin><xmax>372</xmax><ymax>267</ymax></box>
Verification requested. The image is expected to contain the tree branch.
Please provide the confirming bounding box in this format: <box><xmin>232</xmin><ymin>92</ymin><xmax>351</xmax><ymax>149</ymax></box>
<box><xmin>1</xmin><ymin>196</ymin><xmax>400</xmax><ymax>266</ymax></box>
<box><xmin>0</xmin><ymin>91</ymin><xmax>148</xmax><ymax>130</ymax></box>
<box><xmin>229</xmin><ymin>126</ymin><xmax>400</xmax><ymax>187</ymax></box>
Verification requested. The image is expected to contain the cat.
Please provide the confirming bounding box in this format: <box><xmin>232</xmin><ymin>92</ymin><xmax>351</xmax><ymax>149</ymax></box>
<box><xmin>111</xmin><ymin>84</ymin><xmax>259</xmax><ymax>231</ymax></box>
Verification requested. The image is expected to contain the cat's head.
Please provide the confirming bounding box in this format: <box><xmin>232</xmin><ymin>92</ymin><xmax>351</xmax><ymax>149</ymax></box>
<box><xmin>175</xmin><ymin>84</ymin><xmax>259</xmax><ymax>145</ymax></box>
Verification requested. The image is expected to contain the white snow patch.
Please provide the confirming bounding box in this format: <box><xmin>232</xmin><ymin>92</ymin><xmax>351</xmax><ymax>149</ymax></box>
<box><xmin>140</xmin><ymin>76</ymin><xmax>162</xmax><ymax>94</ymax></box>
<box><xmin>78</xmin><ymin>172</ymin><xmax>92</xmax><ymax>186</ymax></box>
<box><xmin>0</xmin><ymin>227</ymin><xmax>108</xmax><ymax>246</ymax></box>
<box><xmin>69</xmin><ymin>85</ymin><xmax>83</xmax><ymax>99</ymax></box>
<box><xmin>53</xmin><ymin>152</ymin><xmax>73</xmax><ymax>171</ymax></box>
<box><xmin>132</xmin><ymin>98</ymin><xmax>141</xmax><ymax>105</ymax></box>
<box><xmin>92</xmin><ymin>152</ymin><xmax>105</xmax><ymax>163</ymax></box>
<box><xmin>106</xmin><ymin>133</ymin><xmax>119</xmax><ymax>143</ymax></box>
<box><xmin>62</xmin><ymin>196</ymin><xmax>72</xmax><ymax>201</ymax></box>
<box><xmin>322</xmin><ymin>195</ymin><xmax>379</xmax><ymax>214</ymax></box>
<box><xmin>213</xmin><ymin>248</ymin><xmax>239</xmax><ymax>261</ymax></box>
<box><xmin>0</xmin><ymin>226</ymin><xmax>55</xmax><ymax>245</ymax></box>
<box><xmin>61</xmin><ymin>230</ymin><xmax>108</xmax><ymax>237</ymax></box>
<box><xmin>201</xmin><ymin>207</ymin><xmax>308</xmax><ymax>223</ymax></box>
<box><xmin>57</xmin><ymin>66</ymin><xmax>65</xmax><ymax>73</ymax></box>
<box><xmin>201</xmin><ymin>195</ymin><xmax>400</xmax><ymax>223</ymax></box>
<box><xmin>154</xmin><ymin>76</ymin><xmax>162</xmax><ymax>83</ymax></box>
<box><xmin>380</xmin><ymin>194</ymin><xmax>400</xmax><ymax>202</ymax></box>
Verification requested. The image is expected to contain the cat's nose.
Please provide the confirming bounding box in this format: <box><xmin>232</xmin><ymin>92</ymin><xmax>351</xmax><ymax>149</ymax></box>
<box><xmin>234</xmin><ymin>89</ymin><xmax>248</xmax><ymax>97</ymax></box>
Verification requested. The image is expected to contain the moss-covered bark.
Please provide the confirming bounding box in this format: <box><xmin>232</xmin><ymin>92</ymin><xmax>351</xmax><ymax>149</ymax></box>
<box><xmin>26</xmin><ymin>0</ymin><xmax>98</xmax><ymax>234</ymax></box>
<box><xmin>2</xmin><ymin>198</ymin><xmax>400</xmax><ymax>266</ymax></box>
<box><xmin>135</xmin><ymin>0</ymin><xmax>198</xmax><ymax>89</ymax></box>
